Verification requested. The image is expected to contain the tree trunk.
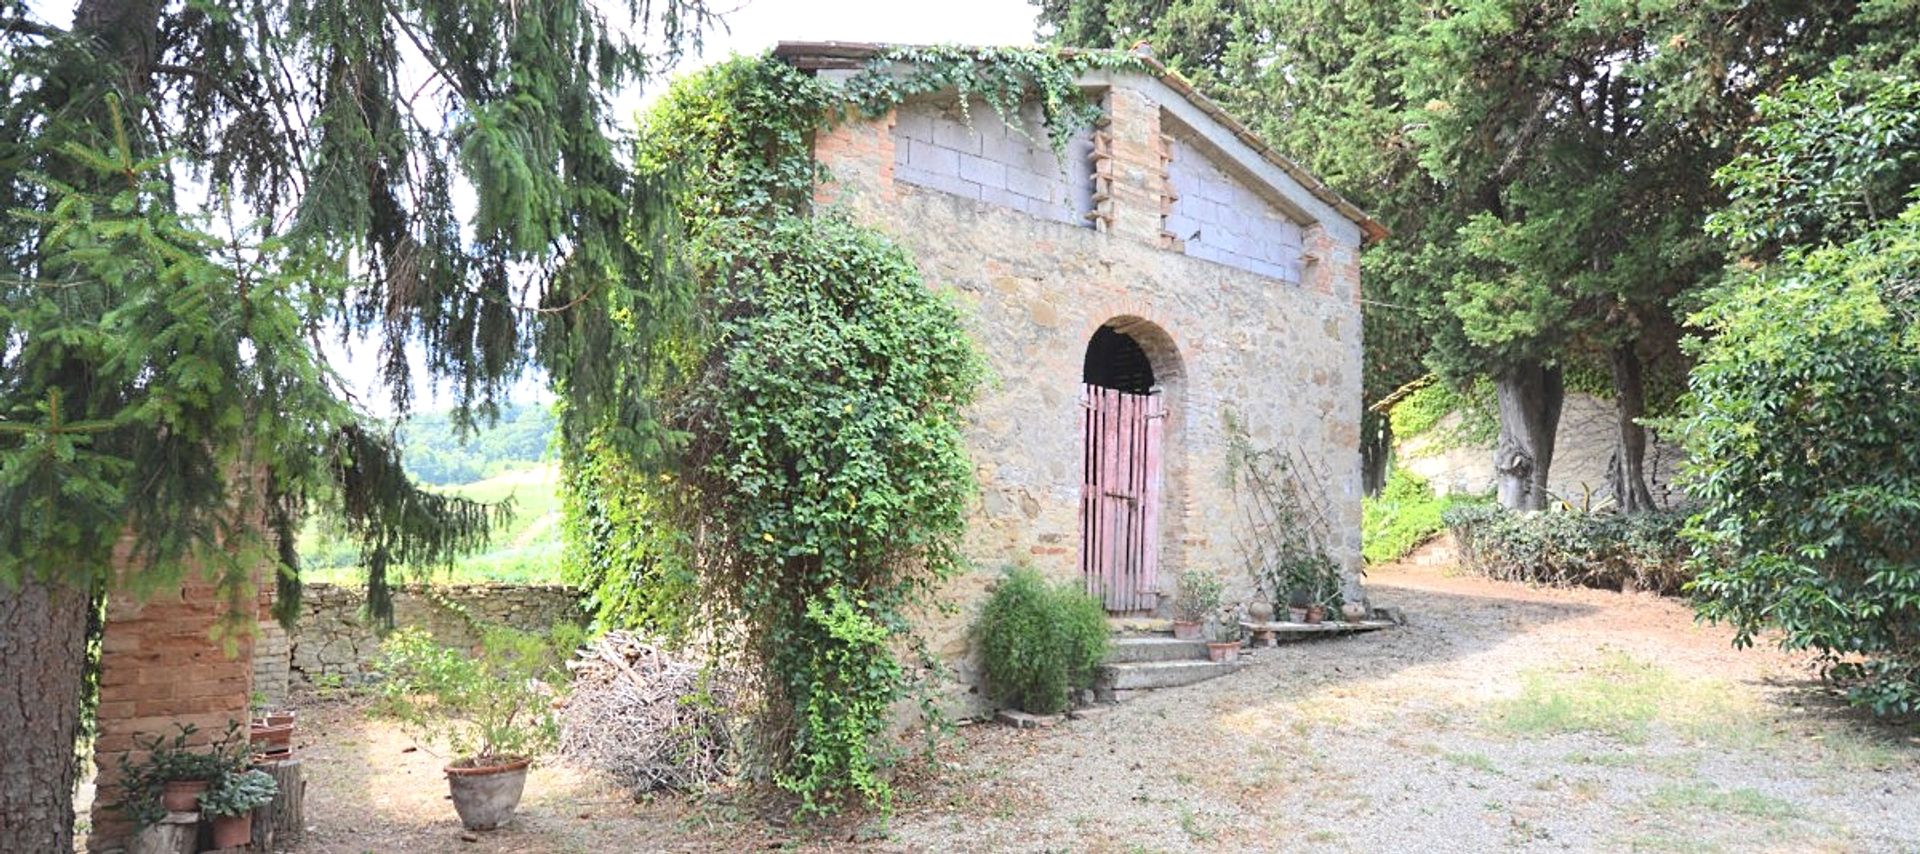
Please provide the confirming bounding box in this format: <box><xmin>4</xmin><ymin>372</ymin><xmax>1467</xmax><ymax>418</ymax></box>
<box><xmin>0</xmin><ymin>577</ymin><xmax>92</xmax><ymax>851</ymax></box>
<box><xmin>1361</xmin><ymin>412</ymin><xmax>1391</xmax><ymax>497</ymax></box>
<box><xmin>1492</xmin><ymin>362</ymin><xmax>1564</xmax><ymax>511</ymax></box>
<box><xmin>1608</xmin><ymin>344</ymin><xmax>1657</xmax><ymax>513</ymax></box>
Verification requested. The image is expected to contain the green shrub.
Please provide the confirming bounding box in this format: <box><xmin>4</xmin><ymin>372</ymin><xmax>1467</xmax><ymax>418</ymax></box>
<box><xmin>977</xmin><ymin>567</ymin><xmax>1110</xmax><ymax>715</ymax></box>
<box><xmin>1171</xmin><ymin>568</ymin><xmax>1224</xmax><ymax>623</ymax></box>
<box><xmin>1680</xmin><ymin>65</ymin><xmax>1920</xmax><ymax>718</ymax></box>
<box><xmin>372</xmin><ymin>626</ymin><xmax>564</xmax><ymax>765</ymax></box>
<box><xmin>1443</xmin><ymin>504</ymin><xmax>1691</xmax><ymax>594</ymax></box>
<box><xmin>1362</xmin><ymin>469</ymin><xmax>1483</xmax><ymax>564</ymax></box>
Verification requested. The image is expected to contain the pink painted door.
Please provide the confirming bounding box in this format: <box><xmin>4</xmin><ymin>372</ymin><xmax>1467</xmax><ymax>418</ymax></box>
<box><xmin>1079</xmin><ymin>384</ymin><xmax>1165</xmax><ymax>612</ymax></box>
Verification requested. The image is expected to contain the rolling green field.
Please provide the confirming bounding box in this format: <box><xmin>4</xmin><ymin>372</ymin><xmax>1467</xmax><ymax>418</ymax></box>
<box><xmin>300</xmin><ymin>463</ymin><xmax>567</xmax><ymax>586</ymax></box>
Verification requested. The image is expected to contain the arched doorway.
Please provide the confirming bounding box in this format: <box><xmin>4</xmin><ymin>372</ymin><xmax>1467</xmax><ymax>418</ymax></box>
<box><xmin>1080</xmin><ymin>319</ymin><xmax>1179</xmax><ymax>613</ymax></box>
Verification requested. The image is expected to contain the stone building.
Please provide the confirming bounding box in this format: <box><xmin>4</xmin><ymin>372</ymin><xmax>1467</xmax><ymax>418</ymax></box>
<box><xmin>777</xmin><ymin>43</ymin><xmax>1384</xmax><ymax>701</ymax></box>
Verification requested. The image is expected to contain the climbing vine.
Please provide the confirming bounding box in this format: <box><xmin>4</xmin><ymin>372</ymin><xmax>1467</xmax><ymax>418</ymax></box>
<box><xmin>563</xmin><ymin>47</ymin><xmax>1129</xmax><ymax>815</ymax></box>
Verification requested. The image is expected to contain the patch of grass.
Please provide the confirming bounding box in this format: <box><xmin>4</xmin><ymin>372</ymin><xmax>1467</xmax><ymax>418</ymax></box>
<box><xmin>1442</xmin><ymin>750</ymin><xmax>1501</xmax><ymax>775</ymax></box>
<box><xmin>1493</xmin><ymin>651</ymin><xmax>1755</xmax><ymax>744</ymax></box>
<box><xmin>1646</xmin><ymin>783</ymin><xmax>1801</xmax><ymax>821</ymax></box>
<box><xmin>1176</xmin><ymin>805</ymin><xmax>1215</xmax><ymax>843</ymax></box>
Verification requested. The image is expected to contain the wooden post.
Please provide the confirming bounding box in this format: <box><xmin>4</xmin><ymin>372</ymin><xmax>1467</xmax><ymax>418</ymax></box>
<box><xmin>255</xmin><ymin>759</ymin><xmax>305</xmax><ymax>847</ymax></box>
<box><xmin>130</xmin><ymin>812</ymin><xmax>197</xmax><ymax>854</ymax></box>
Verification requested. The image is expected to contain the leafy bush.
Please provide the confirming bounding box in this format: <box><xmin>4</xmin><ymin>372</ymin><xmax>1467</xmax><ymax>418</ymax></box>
<box><xmin>977</xmin><ymin>567</ymin><xmax>1110</xmax><ymax>714</ymax></box>
<box><xmin>1444</xmin><ymin>504</ymin><xmax>1691</xmax><ymax>594</ymax></box>
<box><xmin>373</xmin><ymin>626</ymin><xmax>564</xmax><ymax>765</ymax></box>
<box><xmin>1170</xmin><ymin>569</ymin><xmax>1223</xmax><ymax>623</ymax></box>
<box><xmin>1362</xmin><ymin>469</ymin><xmax>1483</xmax><ymax>564</ymax></box>
<box><xmin>113</xmin><ymin>722</ymin><xmax>250</xmax><ymax>828</ymax></box>
<box><xmin>1678</xmin><ymin>63</ymin><xmax>1920</xmax><ymax>717</ymax></box>
<box><xmin>198</xmin><ymin>768</ymin><xmax>277</xmax><ymax>818</ymax></box>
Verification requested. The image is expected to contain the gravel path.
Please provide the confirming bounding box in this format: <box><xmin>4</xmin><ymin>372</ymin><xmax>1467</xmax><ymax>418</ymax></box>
<box><xmin>294</xmin><ymin>558</ymin><xmax>1920</xmax><ymax>853</ymax></box>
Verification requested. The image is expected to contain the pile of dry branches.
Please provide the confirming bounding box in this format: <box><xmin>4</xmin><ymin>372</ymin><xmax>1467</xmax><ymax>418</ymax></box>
<box><xmin>558</xmin><ymin>631</ymin><xmax>740</xmax><ymax>795</ymax></box>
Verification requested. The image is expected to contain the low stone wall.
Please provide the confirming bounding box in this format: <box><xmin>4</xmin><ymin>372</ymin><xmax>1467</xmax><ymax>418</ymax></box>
<box><xmin>283</xmin><ymin>582</ymin><xmax>585</xmax><ymax>685</ymax></box>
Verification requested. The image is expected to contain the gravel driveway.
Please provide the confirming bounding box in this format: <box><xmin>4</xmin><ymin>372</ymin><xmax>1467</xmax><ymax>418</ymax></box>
<box><xmin>295</xmin><ymin>557</ymin><xmax>1920</xmax><ymax>853</ymax></box>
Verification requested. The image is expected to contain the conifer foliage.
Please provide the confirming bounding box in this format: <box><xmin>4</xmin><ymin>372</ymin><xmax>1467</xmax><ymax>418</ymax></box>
<box><xmin>0</xmin><ymin>0</ymin><xmax>711</xmax><ymax>845</ymax></box>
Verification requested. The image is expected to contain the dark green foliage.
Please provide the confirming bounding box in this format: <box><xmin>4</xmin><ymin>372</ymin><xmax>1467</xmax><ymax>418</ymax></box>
<box><xmin>112</xmin><ymin>721</ymin><xmax>249</xmax><ymax>828</ymax></box>
<box><xmin>1362</xmin><ymin>469</ymin><xmax>1484</xmax><ymax>565</ymax></box>
<box><xmin>1038</xmin><ymin>0</ymin><xmax>1889</xmax><ymax>506</ymax></box>
<box><xmin>1443</xmin><ymin>504</ymin><xmax>1692</xmax><ymax>595</ymax></box>
<box><xmin>976</xmin><ymin>567</ymin><xmax>1109</xmax><ymax>715</ymax></box>
<box><xmin>562</xmin><ymin>49</ymin><xmax>1136</xmax><ymax>816</ymax></box>
<box><xmin>1679</xmin><ymin>58</ymin><xmax>1920</xmax><ymax>717</ymax></box>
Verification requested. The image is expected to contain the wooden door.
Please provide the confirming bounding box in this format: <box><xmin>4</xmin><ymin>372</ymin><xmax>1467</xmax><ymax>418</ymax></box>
<box><xmin>1079</xmin><ymin>384</ymin><xmax>1165</xmax><ymax>612</ymax></box>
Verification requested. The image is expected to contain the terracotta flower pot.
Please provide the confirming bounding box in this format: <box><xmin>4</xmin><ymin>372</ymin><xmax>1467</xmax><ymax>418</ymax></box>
<box><xmin>446</xmin><ymin>757</ymin><xmax>533</xmax><ymax>831</ymax></box>
<box><xmin>1171</xmin><ymin>620</ymin><xmax>1204</xmax><ymax>640</ymax></box>
<box><xmin>1286</xmin><ymin>607</ymin><xmax>1308</xmax><ymax>623</ymax></box>
<box><xmin>159</xmin><ymin>779</ymin><xmax>209</xmax><ymax>813</ymax></box>
<box><xmin>251</xmin><ymin>722</ymin><xmax>294</xmax><ymax>756</ymax></box>
<box><xmin>1342</xmin><ymin>603</ymin><xmax>1369</xmax><ymax>623</ymax></box>
<box><xmin>1304</xmin><ymin>605</ymin><xmax>1327</xmax><ymax>624</ymax></box>
<box><xmin>209</xmin><ymin>813</ymin><xmax>252</xmax><ymax>848</ymax></box>
<box><xmin>1205</xmin><ymin>641</ymin><xmax>1240</xmax><ymax>663</ymax></box>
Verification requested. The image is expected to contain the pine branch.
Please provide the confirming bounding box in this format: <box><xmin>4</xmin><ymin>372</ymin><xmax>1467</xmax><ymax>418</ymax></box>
<box><xmin>0</xmin><ymin>16</ymin><xmax>64</xmax><ymax>39</ymax></box>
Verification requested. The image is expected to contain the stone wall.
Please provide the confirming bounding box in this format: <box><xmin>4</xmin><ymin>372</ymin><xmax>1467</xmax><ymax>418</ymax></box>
<box><xmin>812</xmin><ymin>71</ymin><xmax>1369</xmax><ymax>714</ymax></box>
<box><xmin>1396</xmin><ymin>392</ymin><xmax>1687</xmax><ymax>507</ymax></box>
<box><xmin>283</xmin><ymin>583</ymin><xmax>585</xmax><ymax>684</ymax></box>
<box><xmin>890</xmin><ymin>98</ymin><xmax>1095</xmax><ymax>227</ymax></box>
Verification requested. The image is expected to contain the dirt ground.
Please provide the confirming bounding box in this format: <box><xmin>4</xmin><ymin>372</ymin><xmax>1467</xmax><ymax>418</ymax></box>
<box><xmin>291</xmin><ymin>558</ymin><xmax>1920</xmax><ymax>853</ymax></box>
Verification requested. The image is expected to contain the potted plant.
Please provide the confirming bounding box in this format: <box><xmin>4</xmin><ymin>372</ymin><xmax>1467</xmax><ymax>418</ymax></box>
<box><xmin>115</xmin><ymin>723</ymin><xmax>246</xmax><ymax>823</ymax></box>
<box><xmin>1204</xmin><ymin>611</ymin><xmax>1243</xmax><ymax>663</ymax></box>
<box><xmin>375</xmin><ymin>626</ymin><xmax>562</xmax><ymax>831</ymax></box>
<box><xmin>199</xmin><ymin>767</ymin><xmax>277</xmax><ymax>848</ymax></box>
<box><xmin>1171</xmin><ymin>570</ymin><xmax>1223</xmax><ymax>640</ymax></box>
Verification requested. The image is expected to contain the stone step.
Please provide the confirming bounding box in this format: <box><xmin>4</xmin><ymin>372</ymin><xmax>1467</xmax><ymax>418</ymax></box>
<box><xmin>1098</xmin><ymin>659</ymin><xmax>1242</xmax><ymax>691</ymax></box>
<box><xmin>1104</xmin><ymin>636</ymin><xmax>1209</xmax><ymax>664</ymax></box>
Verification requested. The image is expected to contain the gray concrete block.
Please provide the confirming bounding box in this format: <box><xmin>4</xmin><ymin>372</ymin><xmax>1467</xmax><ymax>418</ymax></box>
<box><xmin>1005</xmin><ymin>168</ymin><xmax>1056</xmax><ymax>202</ymax></box>
<box><xmin>930</xmin><ymin>117</ymin><xmax>984</xmax><ymax>154</ymax></box>
<box><xmin>958</xmin><ymin>152</ymin><xmax>1006</xmax><ymax>188</ymax></box>
<box><xmin>908</xmin><ymin>139</ymin><xmax>959</xmax><ymax>176</ymax></box>
<box><xmin>894</xmin><ymin>108</ymin><xmax>933</xmax><ymax>143</ymax></box>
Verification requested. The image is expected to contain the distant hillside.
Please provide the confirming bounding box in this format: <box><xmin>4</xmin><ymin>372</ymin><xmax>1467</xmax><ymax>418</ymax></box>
<box><xmin>398</xmin><ymin>403</ymin><xmax>555</xmax><ymax>486</ymax></box>
<box><xmin>300</xmin><ymin>463</ymin><xmax>564</xmax><ymax>584</ymax></box>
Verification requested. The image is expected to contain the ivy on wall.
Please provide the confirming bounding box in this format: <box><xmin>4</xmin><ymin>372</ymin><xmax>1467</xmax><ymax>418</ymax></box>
<box><xmin>562</xmin><ymin>47</ymin><xmax>1134</xmax><ymax>816</ymax></box>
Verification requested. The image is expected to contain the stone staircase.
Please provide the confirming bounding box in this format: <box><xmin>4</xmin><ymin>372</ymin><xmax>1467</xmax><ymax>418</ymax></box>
<box><xmin>1095</xmin><ymin>624</ymin><xmax>1242</xmax><ymax>700</ymax></box>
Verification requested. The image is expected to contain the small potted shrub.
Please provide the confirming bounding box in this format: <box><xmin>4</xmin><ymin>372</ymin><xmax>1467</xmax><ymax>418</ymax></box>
<box><xmin>375</xmin><ymin>626</ymin><xmax>562</xmax><ymax>831</ymax></box>
<box><xmin>199</xmin><ymin>767</ymin><xmax>277</xmax><ymax>848</ymax></box>
<box><xmin>1171</xmin><ymin>570</ymin><xmax>1223</xmax><ymax>640</ymax></box>
<box><xmin>1204</xmin><ymin>611</ymin><xmax>1243</xmax><ymax>663</ymax></box>
<box><xmin>115</xmin><ymin>723</ymin><xmax>245</xmax><ymax>822</ymax></box>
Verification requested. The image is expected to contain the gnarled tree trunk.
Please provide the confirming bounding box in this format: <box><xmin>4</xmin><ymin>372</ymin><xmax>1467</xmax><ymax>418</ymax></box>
<box><xmin>1493</xmin><ymin>362</ymin><xmax>1564</xmax><ymax>511</ymax></box>
<box><xmin>1608</xmin><ymin>343</ymin><xmax>1657</xmax><ymax>513</ymax></box>
<box><xmin>0</xmin><ymin>578</ymin><xmax>92</xmax><ymax>851</ymax></box>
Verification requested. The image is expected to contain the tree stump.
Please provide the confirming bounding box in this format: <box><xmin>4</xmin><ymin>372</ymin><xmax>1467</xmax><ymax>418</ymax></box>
<box><xmin>130</xmin><ymin>812</ymin><xmax>197</xmax><ymax>854</ymax></box>
<box><xmin>254</xmin><ymin>758</ymin><xmax>305</xmax><ymax>847</ymax></box>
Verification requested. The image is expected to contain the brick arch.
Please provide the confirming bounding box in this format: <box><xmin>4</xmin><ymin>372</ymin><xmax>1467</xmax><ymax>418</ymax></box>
<box><xmin>1078</xmin><ymin>313</ymin><xmax>1190</xmax><ymax>615</ymax></box>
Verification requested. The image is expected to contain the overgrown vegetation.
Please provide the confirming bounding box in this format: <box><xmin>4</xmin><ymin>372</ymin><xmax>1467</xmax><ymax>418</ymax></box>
<box><xmin>399</xmin><ymin>404</ymin><xmax>555</xmax><ymax>486</ymax></box>
<box><xmin>976</xmin><ymin>567</ymin><xmax>1109</xmax><ymax>715</ymax></box>
<box><xmin>1679</xmin><ymin>60</ymin><xmax>1920</xmax><ymax>718</ymax></box>
<box><xmin>373</xmin><ymin>625</ymin><xmax>571</xmax><ymax>765</ymax></box>
<box><xmin>561</xmin><ymin>48</ymin><xmax>1140</xmax><ymax>816</ymax></box>
<box><xmin>1223</xmin><ymin>417</ymin><xmax>1345</xmax><ymax>609</ymax></box>
<box><xmin>1362</xmin><ymin>469</ymin><xmax>1481</xmax><ymax>564</ymax></box>
<box><xmin>1444</xmin><ymin>504</ymin><xmax>1691</xmax><ymax>595</ymax></box>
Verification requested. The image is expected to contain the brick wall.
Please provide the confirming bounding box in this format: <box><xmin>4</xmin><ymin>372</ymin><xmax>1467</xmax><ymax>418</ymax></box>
<box><xmin>90</xmin><ymin>569</ymin><xmax>266</xmax><ymax>850</ymax></box>
<box><xmin>1164</xmin><ymin>133</ymin><xmax>1306</xmax><ymax>282</ymax></box>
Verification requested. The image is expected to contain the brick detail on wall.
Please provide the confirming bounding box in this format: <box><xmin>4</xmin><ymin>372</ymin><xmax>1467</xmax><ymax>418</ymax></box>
<box><xmin>252</xmin><ymin>619</ymin><xmax>290</xmax><ymax>707</ymax></box>
<box><xmin>888</xmin><ymin>99</ymin><xmax>1094</xmax><ymax>226</ymax></box>
<box><xmin>1097</xmin><ymin>88</ymin><xmax>1172</xmax><ymax>245</ymax></box>
<box><xmin>1164</xmin><ymin>132</ymin><xmax>1306</xmax><ymax>283</ymax></box>
<box><xmin>286</xmin><ymin>583</ymin><xmax>586</xmax><ymax>685</ymax></box>
<box><xmin>90</xmin><ymin>571</ymin><xmax>266</xmax><ymax>850</ymax></box>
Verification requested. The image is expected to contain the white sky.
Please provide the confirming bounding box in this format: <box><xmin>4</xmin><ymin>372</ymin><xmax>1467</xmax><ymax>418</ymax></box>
<box><xmin>351</xmin><ymin>0</ymin><xmax>1045</xmax><ymax>417</ymax></box>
